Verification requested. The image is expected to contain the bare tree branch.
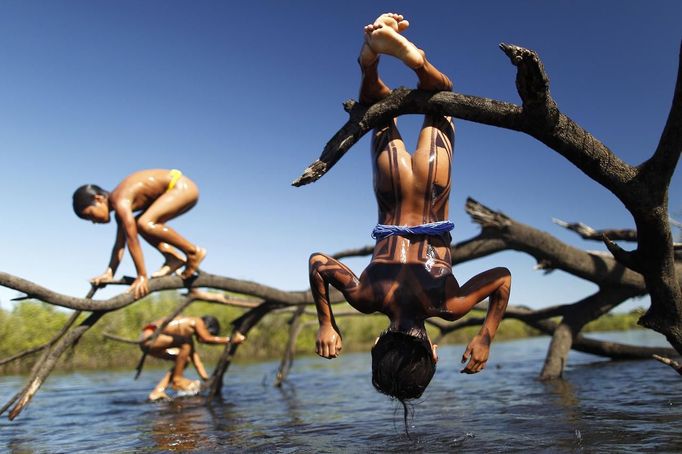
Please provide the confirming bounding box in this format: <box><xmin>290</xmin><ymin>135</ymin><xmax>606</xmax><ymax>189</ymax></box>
<box><xmin>0</xmin><ymin>273</ymin><xmax>322</xmax><ymax>420</ymax></box>
<box><xmin>464</xmin><ymin>198</ymin><xmax>648</xmax><ymax>290</ymax></box>
<box><xmin>553</xmin><ymin>218</ymin><xmax>638</xmax><ymax>242</ymax></box>
<box><xmin>294</xmin><ymin>44</ymin><xmax>635</xmax><ymax>194</ymax></box>
<box><xmin>653</xmin><ymin>354</ymin><xmax>682</xmax><ymax>375</ymax></box>
<box><xmin>102</xmin><ymin>333</ymin><xmax>140</xmax><ymax>345</ymax></box>
<box><xmin>333</xmin><ymin>246</ymin><xmax>374</xmax><ymax>260</ymax></box>
<box><xmin>0</xmin><ymin>271</ymin><xmax>314</xmax><ymax>312</ymax></box>
<box><xmin>292</xmin><ymin>88</ymin><xmax>523</xmax><ymax>186</ymax></box>
<box><xmin>208</xmin><ymin>300</ymin><xmax>289</xmax><ymax>397</ymax></box>
<box><xmin>0</xmin><ymin>285</ymin><xmax>103</xmax><ymax>419</ymax></box>
<box><xmin>8</xmin><ymin>311</ymin><xmax>105</xmax><ymax>420</ymax></box>
<box><xmin>188</xmin><ymin>289</ymin><xmax>263</xmax><ymax>308</ymax></box>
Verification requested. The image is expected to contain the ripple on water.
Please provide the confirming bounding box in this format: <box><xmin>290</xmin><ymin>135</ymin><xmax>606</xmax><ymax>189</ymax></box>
<box><xmin>0</xmin><ymin>330</ymin><xmax>680</xmax><ymax>452</ymax></box>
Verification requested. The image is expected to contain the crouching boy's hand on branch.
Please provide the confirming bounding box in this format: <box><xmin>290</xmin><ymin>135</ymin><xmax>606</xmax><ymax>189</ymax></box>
<box><xmin>129</xmin><ymin>275</ymin><xmax>149</xmax><ymax>299</ymax></box>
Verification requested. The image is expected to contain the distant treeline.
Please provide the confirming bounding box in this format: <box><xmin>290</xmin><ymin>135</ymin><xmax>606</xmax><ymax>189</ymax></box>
<box><xmin>0</xmin><ymin>291</ymin><xmax>645</xmax><ymax>375</ymax></box>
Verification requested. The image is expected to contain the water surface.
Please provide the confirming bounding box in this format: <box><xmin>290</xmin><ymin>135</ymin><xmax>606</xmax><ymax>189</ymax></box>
<box><xmin>1</xmin><ymin>330</ymin><xmax>680</xmax><ymax>452</ymax></box>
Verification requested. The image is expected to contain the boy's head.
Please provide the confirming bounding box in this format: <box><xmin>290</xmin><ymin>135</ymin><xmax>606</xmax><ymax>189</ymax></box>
<box><xmin>72</xmin><ymin>184</ymin><xmax>110</xmax><ymax>223</ymax></box>
<box><xmin>201</xmin><ymin>315</ymin><xmax>220</xmax><ymax>336</ymax></box>
<box><xmin>371</xmin><ymin>330</ymin><xmax>437</xmax><ymax>401</ymax></box>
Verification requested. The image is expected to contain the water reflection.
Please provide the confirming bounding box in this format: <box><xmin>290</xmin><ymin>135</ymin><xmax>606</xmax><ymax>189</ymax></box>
<box><xmin>545</xmin><ymin>378</ymin><xmax>581</xmax><ymax>420</ymax></box>
<box><xmin>149</xmin><ymin>397</ymin><xmax>213</xmax><ymax>451</ymax></box>
<box><xmin>276</xmin><ymin>383</ymin><xmax>305</xmax><ymax>427</ymax></box>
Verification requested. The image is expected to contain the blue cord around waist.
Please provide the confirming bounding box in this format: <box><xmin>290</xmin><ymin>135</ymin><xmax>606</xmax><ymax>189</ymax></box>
<box><xmin>371</xmin><ymin>220</ymin><xmax>454</xmax><ymax>240</ymax></box>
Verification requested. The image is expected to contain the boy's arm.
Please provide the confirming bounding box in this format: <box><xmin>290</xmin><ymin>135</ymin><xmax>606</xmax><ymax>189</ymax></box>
<box><xmin>108</xmin><ymin>220</ymin><xmax>126</xmax><ymax>274</ymax></box>
<box><xmin>194</xmin><ymin>319</ymin><xmax>230</xmax><ymax>344</ymax></box>
<box><xmin>459</xmin><ymin>296</ymin><xmax>506</xmax><ymax>374</ymax></box>
<box><xmin>308</xmin><ymin>253</ymin><xmax>374</xmax><ymax>359</ymax></box>
<box><xmin>441</xmin><ymin>268</ymin><xmax>511</xmax><ymax>374</ymax></box>
<box><xmin>90</xmin><ymin>219</ymin><xmax>126</xmax><ymax>286</ymax></box>
<box><xmin>191</xmin><ymin>351</ymin><xmax>209</xmax><ymax>381</ymax></box>
<box><xmin>114</xmin><ymin>201</ymin><xmax>149</xmax><ymax>299</ymax></box>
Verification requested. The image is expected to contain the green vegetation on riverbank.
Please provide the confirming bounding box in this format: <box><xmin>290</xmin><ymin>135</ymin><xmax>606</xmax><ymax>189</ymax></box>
<box><xmin>0</xmin><ymin>291</ymin><xmax>647</xmax><ymax>375</ymax></box>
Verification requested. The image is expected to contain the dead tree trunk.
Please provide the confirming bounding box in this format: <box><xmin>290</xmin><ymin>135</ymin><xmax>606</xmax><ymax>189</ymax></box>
<box><xmin>208</xmin><ymin>301</ymin><xmax>290</xmax><ymax>397</ymax></box>
<box><xmin>539</xmin><ymin>287</ymin><xmax>637</xmax><ymax>379</ymax></box>
<box><xmin>8</xmin><ymin>311</ymin><xmax>104</xmax><ymax>420</ymax></box>
<box><xmin>274</xmin><ymin>306</ymin><xmax>306</xmax><ymax>387</ymax></box>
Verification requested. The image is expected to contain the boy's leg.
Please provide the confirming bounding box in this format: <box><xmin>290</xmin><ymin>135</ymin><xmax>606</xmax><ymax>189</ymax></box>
<box><xmin>358</xmin><ymin>13</ymin><xmax>409</xmax><ymax>104</ymax></box>
<box><xmin>371</xmin><ymin>118</ymin><xmax>409</xmax><ymax>222</ymax></box>
<box><xmin>138</xmin><ymin>231</ymin><xmax>186</xmax><ymax>277</ymax></box>
<box><xmin>358</xmin><ymin>17</ymin><xmax>411</xmax><ymax>227</ymax></box>
<box><xmin>413</xmin><ymin>115</ymin><xmax>455</xmax><ymax>221</ymax></box>
<box><xmin>170</xmin><ymin>343</ymin><xmax>198</xmax><ymax>391</ymax></box>
<box><xmin>444</xmin><ymin>268</ymin><xmax>511</xmax><ymax>324</ymax></box>
<box><xmin>142</xmin><ymin>333</ymin><xmax>183</xmax><ymax>351</ymax></box>
<box><xmin>148</xmin><ymin>369</ymin><xmax>172</xmax><ymax>401</ymax></box>
<box><xmin>413</xmin><ymin>50</ymin><xmax>452</xmax><ymax>91</ymax></box>
<box><xmin>137</xmin><ymin>176</ymin><xmax>206</xmax><ymax>278</ymax></box>
<box><xmin>358</xmin><ymin>39</ymin><xmax>389</xmax><ymax>104</ymax></box>
<box><xmin>191</xmin><ymin>351</ymin><xmax>209</xmax><ymax>381</ymax></box>
<box><xmin>143</xmin><ymin>336</ymin><xmax>185</xmax><ymax>399</ymax></box>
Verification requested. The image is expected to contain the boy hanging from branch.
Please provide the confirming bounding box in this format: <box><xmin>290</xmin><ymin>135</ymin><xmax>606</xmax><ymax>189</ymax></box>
<box><xmin>309</xmin><ymin>13</ymin><xmax>511</xmax><ymax>404</ymax></box>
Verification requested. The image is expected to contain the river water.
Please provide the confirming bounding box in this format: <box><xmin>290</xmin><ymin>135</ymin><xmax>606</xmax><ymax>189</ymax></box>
<box><xmin>0</xmin><ymin>330</ymin><xmax>680</xmax><ymax>453</ymax></box>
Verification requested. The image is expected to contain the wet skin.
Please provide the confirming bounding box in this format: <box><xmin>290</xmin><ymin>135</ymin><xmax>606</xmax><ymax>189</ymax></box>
<box><xmin>81</xmin><ymin>169</ymin><xmax>206</xmax><ymax>298</ymax></box>
<box><xmin>309</xmin><ymin>13</ymin><xmax>511</xmax><ymax>374</ymax></box>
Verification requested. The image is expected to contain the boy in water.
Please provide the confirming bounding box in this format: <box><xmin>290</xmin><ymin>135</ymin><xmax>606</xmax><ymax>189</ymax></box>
<box><xmin>140</xmin><ymin>315</ymin><xmax>246</xmax><ymax>400</ymax></box>
<box><xmin>309</xmin><ymin>13</ymin><xmax>511</xmax><ymax>401</ymax></box>
<box><xmin>73</xmin><ymin>169</ymin><xmax>207</xmax><ymax>298</ymax></box>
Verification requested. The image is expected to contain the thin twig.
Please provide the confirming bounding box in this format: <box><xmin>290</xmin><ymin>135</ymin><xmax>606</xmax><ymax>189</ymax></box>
<box><xmin>653</xmin><ymin>354</ymin><xmax>682</xmax><ymax>375</ymax></box>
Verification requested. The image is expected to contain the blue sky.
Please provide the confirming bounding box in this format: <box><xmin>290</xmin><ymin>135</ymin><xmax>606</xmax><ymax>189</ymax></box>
<box><xmin>0</xmin><ymin>1</ymin><xmax>680</xmax><ymax>312</ymax></box>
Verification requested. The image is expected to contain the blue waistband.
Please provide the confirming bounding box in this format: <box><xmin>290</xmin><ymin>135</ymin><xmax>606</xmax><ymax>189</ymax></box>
<box><xmin>371</xmin><ymin>220</ymin><xmax>454</xmax><ymax>240</ymax></box>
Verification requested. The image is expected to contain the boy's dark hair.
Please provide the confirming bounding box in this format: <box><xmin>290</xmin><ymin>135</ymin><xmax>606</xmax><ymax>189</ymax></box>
<box><xmin>201</xmin><ymin>315</ymin><xmax>220</xmax><ymax>336</ymax></box>
<box><xmin>371</xmin><ymin>330</ymin><xmax>436</xmax><ymax>436</ymax></box>
<box><xmin>72</xmin><ymin>184</ymin><xmax>109</xmax><ymax>218</ymax></box>
<box><xmin>371</xmin><ymin>330</ymin><xmax>436</xmax><ymax>400</ymax></box>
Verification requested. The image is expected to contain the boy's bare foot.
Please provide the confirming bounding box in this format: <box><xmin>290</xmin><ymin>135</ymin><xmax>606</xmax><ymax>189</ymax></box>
<box><xmin>359</xmin><ymin>13</ymin><xmax>409</xmax><ymax>67</ymax></box>
<box><xmin>172</xmin><ymin>377</ymin><xmax>193</xmax><ymax>390</ymax></box>
<box><xmin>148</xmin><ymin>388</ymin><xmax>170</xmax><ymax>401</ymax></box>
<box><xmin>172</xmin><ymin>378</ymin><xmax>201</xmax><ymax>396</ymax></box>
<box><xmin>181</xmin><ymin>247</ymin><xmax>206</xmax><ymax>279</ymax></box>
<box><xmin>364</xmin><ymin>14</ymin><xmax>423</xmax><ymax>69</ymax></box>
<box><xmin>373</xmin><ymin>13</ymin><xmax>410</xmax><ymax>32</ymax></box>
<box><xmin>151</xmin><ymin>255</ymin><xmax>186</xmax><ymax>278</ymax></box>
<box><xmin>359</xmin><ymin>13</ymin><xmax>411</xmax><ymax>104</ymax></box>
<box><xmin>231</xmin><ymin>331</ymin><xmax>247</xmax><ymax>345</ymax></box>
